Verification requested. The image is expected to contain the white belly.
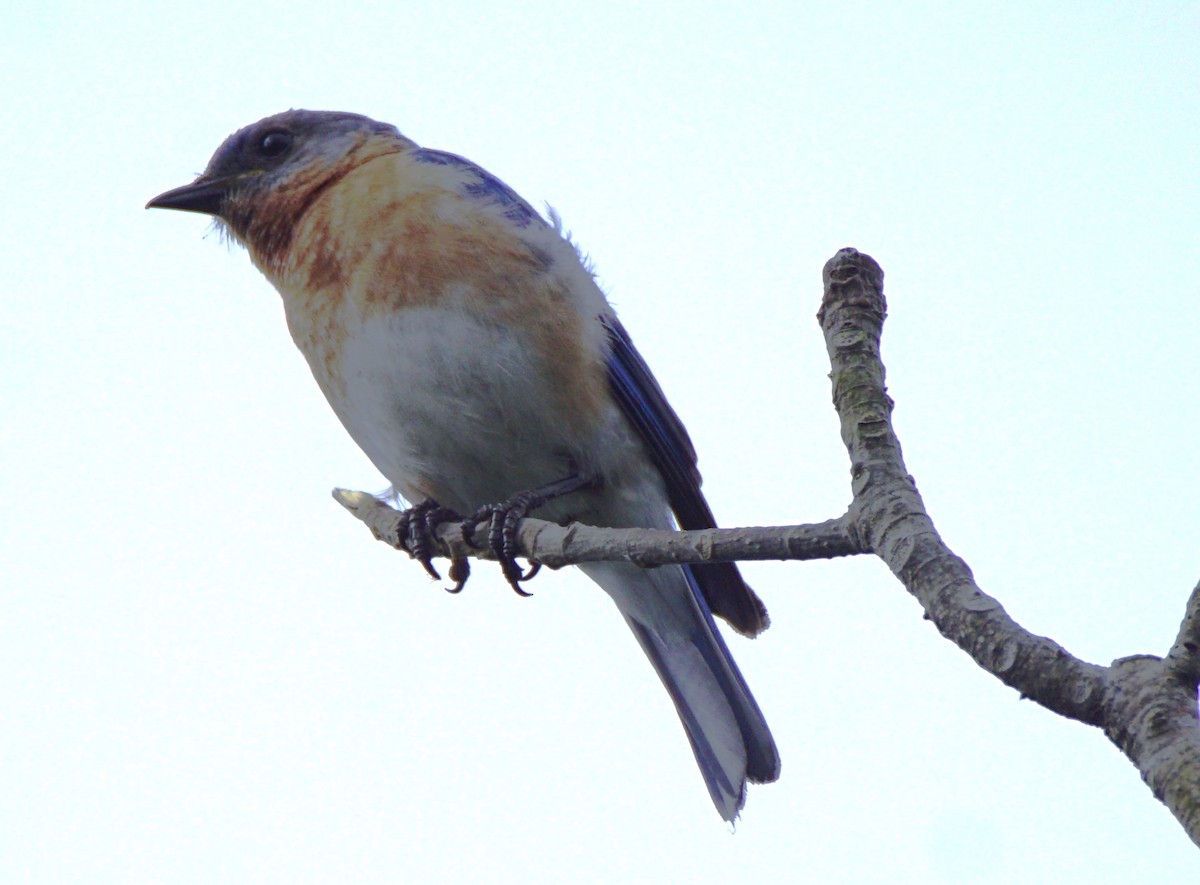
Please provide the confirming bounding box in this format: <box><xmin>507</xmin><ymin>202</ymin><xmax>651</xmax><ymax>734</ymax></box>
<box><xmin>285</xmin><ymin>291</ymin><xmax>673</xmax><ymax>534</ymax></box>
<box><xmin>330</xmin><ymin>304</ymin><xmax>578</xmax><ymax>510</ymax></box>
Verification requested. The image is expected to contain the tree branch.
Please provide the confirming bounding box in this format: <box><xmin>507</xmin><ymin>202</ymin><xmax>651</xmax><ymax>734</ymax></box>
<box><xmin>1167</xmin><ymin>580</ymin><xmax>1200</xmax><ymax>687</ymax></box>
<box><xmin>333</xmin><ymin>489</ymin><xmax>866</xmax><ymax>567</ymax></box>
<box><xmin>333</xmin><ymin>247</ymin><xmax>1200</xmax><ymax>849</ymax></box>
<box><xmin>818</xmin><ymin>248</ymin><xmax>1199</xmax><ymax>847</ymax></box>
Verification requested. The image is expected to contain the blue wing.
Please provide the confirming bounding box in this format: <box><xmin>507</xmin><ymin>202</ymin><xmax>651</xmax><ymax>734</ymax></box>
<box><xmin>602</xmin><ymin>315</ymin><xmax>768</xmax><ymax>636</ymax></box>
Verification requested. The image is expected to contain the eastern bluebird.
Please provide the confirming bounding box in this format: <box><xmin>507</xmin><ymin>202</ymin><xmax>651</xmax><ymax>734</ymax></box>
<box><xmin>147</xmin><ymin>110</ymin><xmax>779</xmax><ymax>820</ymax></box>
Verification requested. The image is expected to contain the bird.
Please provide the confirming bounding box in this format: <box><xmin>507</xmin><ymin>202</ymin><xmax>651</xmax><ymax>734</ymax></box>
<box><xmin>147</xmin><ymin>109</ymin><xmax>779</xmax><ymax>820</ymax></box>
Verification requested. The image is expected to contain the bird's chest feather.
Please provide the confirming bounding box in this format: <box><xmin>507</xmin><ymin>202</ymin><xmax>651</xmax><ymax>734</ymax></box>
<box><xmin>254</xmin><ymin>166</ymin><xmax>618</xmax><ymax>510</ymax></box>
<box><xmin>275</xmin><ymin>272</ymin><xmax>615</xmax><ymax>511</ymax></box>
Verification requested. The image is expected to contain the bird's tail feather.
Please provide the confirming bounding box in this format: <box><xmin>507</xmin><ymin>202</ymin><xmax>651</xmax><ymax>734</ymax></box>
<box><xmin>581</xmin><ymin>561</ymin><xmax>780</xmax><ymax>821</ymax></box>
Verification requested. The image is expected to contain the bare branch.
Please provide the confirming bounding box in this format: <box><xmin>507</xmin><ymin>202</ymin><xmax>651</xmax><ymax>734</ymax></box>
<box><xmin>818</xmin><ymin>247</ymin><xmax>1200</xmax><ymax>848</ymax></box>
<box><xmin>818</xmin><ymin>249</ymin><xmax>1111</xmax><ymax>723</ymax></box>
<box><xmin>1167</xmin><ymin>581</ymin><xmax>1200</xmax><ymax>687</ymax></box>
<box><xmin>333</xmin><ymin>488</ymin><xmax>866</xmax><ymax>568</ymax></box>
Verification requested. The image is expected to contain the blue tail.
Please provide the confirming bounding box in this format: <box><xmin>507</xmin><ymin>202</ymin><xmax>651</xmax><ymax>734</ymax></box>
<box><xmin>580</xmin><ymin>560</ymin><xmax>780</xmax><ymax>820</ymax></box>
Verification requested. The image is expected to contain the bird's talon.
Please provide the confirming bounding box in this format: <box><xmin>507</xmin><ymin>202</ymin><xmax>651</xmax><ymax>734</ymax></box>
<box><xmin>501</xmin><ymin>556</ymin><xmax>534</xmax><ymax>596</ymax></box>
<box><xmin>462</xmin><ymin>493</ymin><xmax>547</xmax><ymax>596</ymax></box>
<box><xmin>445</xmin><ymin>557</ymin><xmax>470</xmax><ymax>594</ymax></box>
<box><xmin>396</xmin><ymin>498</ymin><xmax>461</xmax><ymax>585</ymax></box>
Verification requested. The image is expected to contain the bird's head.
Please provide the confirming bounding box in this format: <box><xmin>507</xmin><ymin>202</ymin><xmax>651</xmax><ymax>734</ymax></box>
<box><xmin>147</xmin><ymin>110</ymin><xmax>412</xmax><ymax>255</ymax></box>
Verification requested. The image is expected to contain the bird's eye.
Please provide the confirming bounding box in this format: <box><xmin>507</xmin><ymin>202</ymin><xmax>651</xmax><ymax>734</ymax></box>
<box><xmin>257</xmin><ymin>130</ymin><xmax>293</xmax><ymax>158</ymax></box>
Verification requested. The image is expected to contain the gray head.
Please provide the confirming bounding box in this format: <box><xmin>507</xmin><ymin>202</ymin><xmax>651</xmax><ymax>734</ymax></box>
<box><xmin>146</xmin><ymin>110</ymin><xmax>410</xmax><ymax>219</ymax></box>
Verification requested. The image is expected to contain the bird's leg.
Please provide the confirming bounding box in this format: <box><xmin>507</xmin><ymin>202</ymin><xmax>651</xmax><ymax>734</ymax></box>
<box><xmin>395</xmin><ymin>498</ymin><xmax>467</xmax><ymax>592</ymax></box>
<box><xmin>462</xmin><ymin>471</ymin><xmax>597</xmax><ymax>595</ymax></box>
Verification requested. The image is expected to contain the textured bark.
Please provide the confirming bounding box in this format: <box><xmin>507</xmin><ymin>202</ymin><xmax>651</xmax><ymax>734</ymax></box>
<box><xmin>335</xmin><ymin>247</ymin><xmax>1200</xmax><ymax>849</ymax></box>
<box><xmin>819</xmin><ymin>249</ymin><xmax>1199</xmax><ymax>846</ymax></box>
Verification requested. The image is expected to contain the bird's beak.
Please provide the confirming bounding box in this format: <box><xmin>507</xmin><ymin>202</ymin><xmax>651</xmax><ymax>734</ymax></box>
<box><xmin>145</xmin><ymin>176</ymin><xmax>234</xmax><ymax>215</ymax></box>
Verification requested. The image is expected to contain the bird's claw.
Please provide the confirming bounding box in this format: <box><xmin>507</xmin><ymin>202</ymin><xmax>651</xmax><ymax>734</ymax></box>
<box><xmin>446</xmin><ymin>557</ymin><xmax>470</xmax><ymax>594</ymax></box>
<box><xmin>395</xmin><ymin>499</ymin><xmax>464</xmax><ymax>592</ymax></box>
<box><xmin>462</xmin><ymin>489</ymin><xmax>545</xmax><ymax>596</ymax></box>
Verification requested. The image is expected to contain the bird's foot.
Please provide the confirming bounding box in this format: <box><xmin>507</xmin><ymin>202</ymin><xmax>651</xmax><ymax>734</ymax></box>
<box><xmin>395</xmin><ymin>499</ymin><xmax>470</xmax><ymax>593</ymax></box>
<box><xmin>461</xmin><ymin>490</ymin><xmax>546</xmax><ymax>596</ymax></box>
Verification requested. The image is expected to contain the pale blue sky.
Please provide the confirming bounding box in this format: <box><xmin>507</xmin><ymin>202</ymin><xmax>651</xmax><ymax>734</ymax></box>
<box><xmin>3</xmin><ymin>2</ymin><xmax>1198</xmax><ymax>882</ymax></box>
